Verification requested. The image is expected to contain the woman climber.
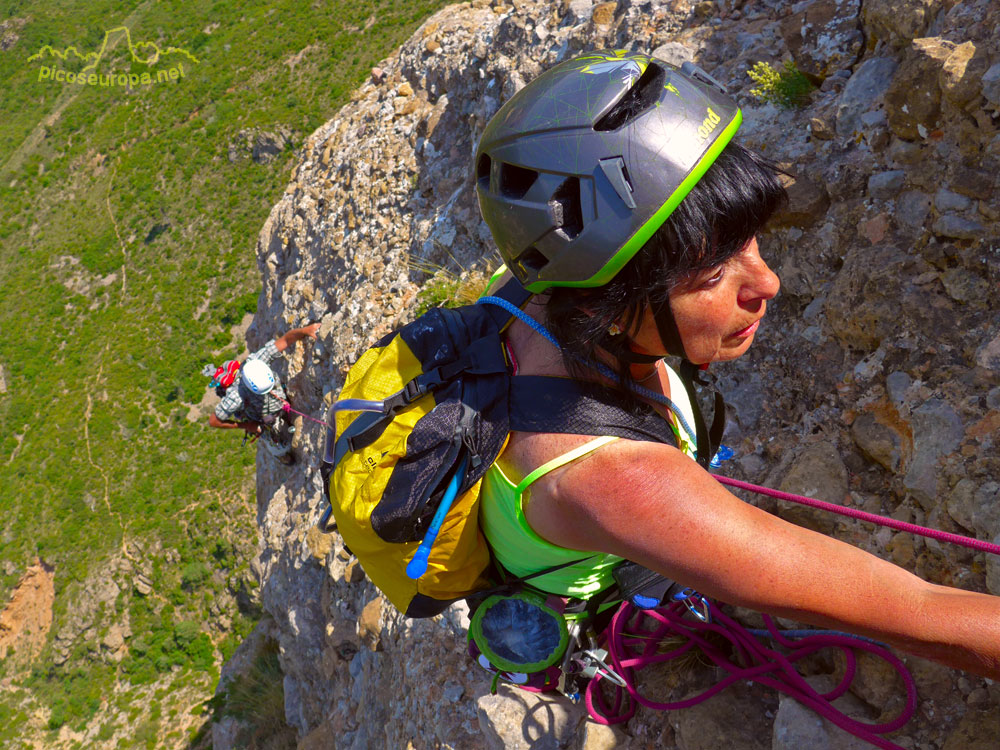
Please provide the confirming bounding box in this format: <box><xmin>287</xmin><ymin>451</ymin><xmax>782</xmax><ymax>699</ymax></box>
<box><xmin>473</xmin><ymin>50</ymin><xmax>1000</xmax><ymax>679</ymax></box>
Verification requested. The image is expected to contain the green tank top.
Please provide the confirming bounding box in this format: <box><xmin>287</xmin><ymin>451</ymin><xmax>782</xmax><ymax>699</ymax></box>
<box><xmin>480</xmin><ymin>364</ymin><xmax>699</xmax><ymax>599</ymax></box>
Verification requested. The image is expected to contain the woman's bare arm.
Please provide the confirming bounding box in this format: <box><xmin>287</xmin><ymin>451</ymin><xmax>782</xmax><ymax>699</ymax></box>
<box><xmin>522</xmin><ymin>436</ymin><xmax>1000</xmax><ymax>678</ymax></box>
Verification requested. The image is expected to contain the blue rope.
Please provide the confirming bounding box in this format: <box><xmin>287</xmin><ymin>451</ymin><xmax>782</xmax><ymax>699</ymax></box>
<box><xmin>746</xmin><ymin>629</ymin><xmax>889</xmax><ymax>647</ymax></box>
<box><xmin>478</xmin><ymin>295</ymin><xmax>561</xmax><ymax>348</ymax></box>
<box><xmin>477</xmin><ymin>296</ymin><xmax>698</xmax><ymax>446</ymax></box>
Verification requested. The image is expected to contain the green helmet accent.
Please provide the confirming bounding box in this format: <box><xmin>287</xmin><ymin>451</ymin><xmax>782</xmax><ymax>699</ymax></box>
<box><xmin>475</xmin><ymin>50</ymin><xmax>742</xmax><ymax>292</ymax></box>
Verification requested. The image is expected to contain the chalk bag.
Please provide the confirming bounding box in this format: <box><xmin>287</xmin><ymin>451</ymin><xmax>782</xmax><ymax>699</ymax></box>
<box><xmin>468</xmin><ymin>590</ymin><xmax>570</xmax><ymax>691</ymax></box>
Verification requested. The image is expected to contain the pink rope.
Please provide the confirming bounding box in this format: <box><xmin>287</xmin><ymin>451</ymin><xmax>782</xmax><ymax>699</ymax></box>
<box><xmin>714</xmin><ymin>475</ymin><xmax>1000</xmax><ymax>556</ymax></box>
<box><xmin>586</xmin><ymin>601</ymin><xmax>916</xmax><ymax>750</ymax></box>
<box><xmin>281</xmin><ymin>401</ymin><xmax>331</xmax><ymax>428</ymax></box>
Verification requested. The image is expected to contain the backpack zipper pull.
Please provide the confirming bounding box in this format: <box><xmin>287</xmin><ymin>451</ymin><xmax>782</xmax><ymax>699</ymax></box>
<box><xmin>463</xmin><ymin>428</ymin><xmax>482</xmax><ymax>470</ymax></box>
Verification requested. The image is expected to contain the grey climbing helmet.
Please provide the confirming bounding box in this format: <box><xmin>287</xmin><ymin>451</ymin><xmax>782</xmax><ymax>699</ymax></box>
<box><xmin>475</xmin><ymin>50</ymin><xmax>742</xmax><ymax>293</ymax></box>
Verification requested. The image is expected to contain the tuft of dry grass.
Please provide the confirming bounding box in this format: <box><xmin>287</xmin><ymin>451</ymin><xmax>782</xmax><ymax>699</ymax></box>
<box><xmin>408</xmin><ymin>255</ymin><xmax>499</xmax><ymax>316</ymax></box>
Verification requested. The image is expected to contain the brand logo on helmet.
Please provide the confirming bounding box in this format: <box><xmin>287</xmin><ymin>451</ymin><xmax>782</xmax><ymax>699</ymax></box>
<box><xmin>698</xmin><ymin>107</ymin><xmax>722</xmax><ymax>143</ymax></box>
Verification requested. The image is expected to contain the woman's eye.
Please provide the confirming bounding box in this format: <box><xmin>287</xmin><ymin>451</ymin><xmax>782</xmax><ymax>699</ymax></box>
<box><xmin>698</xmin><ymin>268</ymin><xmax>724</xmax><ymax>288</ymax></box>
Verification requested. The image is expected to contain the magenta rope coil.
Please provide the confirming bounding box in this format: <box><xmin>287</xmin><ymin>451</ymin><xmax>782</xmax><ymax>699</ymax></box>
<box><xmin>586</xmin><ymin>601</ymin><xmax>917</xmax><ymax>750</ymax></box>
<box><xmin>715</xmin><ymin>475</ymin><xmax>1000</xmax><ymax>556</ymax></box>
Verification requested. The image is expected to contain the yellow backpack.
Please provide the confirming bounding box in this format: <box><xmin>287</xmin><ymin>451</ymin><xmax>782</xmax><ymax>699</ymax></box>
<box><xmin>319</xmin><ymin>279</ymin><xmax>683</xmax><ymax>617</ymax></box>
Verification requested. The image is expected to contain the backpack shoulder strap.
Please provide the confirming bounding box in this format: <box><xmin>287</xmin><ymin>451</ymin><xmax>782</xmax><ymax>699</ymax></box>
<box><xmin>508</xmin><ymin>376</ymin><xmax>677</xmax><ymax>446</ymax></box>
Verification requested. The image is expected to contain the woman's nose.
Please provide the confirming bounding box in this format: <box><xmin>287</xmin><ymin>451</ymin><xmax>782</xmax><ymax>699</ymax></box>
<box><xmin>740</xmin><ymin>254</ymin><xmax>780</xmax><ymax>305</ymax></box>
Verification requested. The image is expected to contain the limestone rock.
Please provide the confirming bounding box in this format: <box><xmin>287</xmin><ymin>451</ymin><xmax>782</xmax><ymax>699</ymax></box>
<box><xmin>904</xmin><ymin>399</ymin><xmax>963</xmax><ymax>510</ymax></box>
<box><xmin>357</xmin><ymin>596</ymin><xmax>384</xmax><ymax>651</ymax></box>
<box><xmin>778</xmin><ymin>441</ymin><xmax>849</xmax><ymax>534</ymax></box>
<box><xmin>867</xmin><ymin>171</ymin><xmax>905</xmax><ymax>202</ymax></box>
<box><xmin>477</xmin><ymin>686</ymin><xmax>585</xmax><ymax>749</ymax></box>
<box><xmin>591</xmin><ymin>2</ymin><xmax>617</xmax><ymax>27</ymax></box>
<box><xmin>779</xmin><ymin>0</ymin><xmax>863</xmax><ymax>79</ymax></box>
<box><xmin>976</xmin><ymin>330</ymin><xmax>1000</xmax><ymax>372</ymax></box>
<box><xmin>932</xmin><ymin>214</ymin><xmax>985</xmax><ymax>240</ymax></box>
<box><xmin>834</xmin><ymin>57</ymin><xmax>898</xmax><ymax>138</ymax></box>
<box><xmin>862</xmin><ymin>0</ymin><xmax>937</xmax><ymax>49</ymax></box>
<box><xmin>826</xmin><ymin>244</ymin><xmax>939</xmax><ymax>351</ymax></box>
<box><xmin>884</xmin><ymin>38</ymin><xmax>955</xmax><ymax>141</ymax></box>
<box><xmin>771</xmin><ymin>174</ymin><xmax>829</xmax><ymax>228</ymax></box>
<box><xmin>305</xmin><ymin>525</ymin><xmax>334</xmax><ymax>561</ymax></box>
<box><xmin>939</xmin><ymin>41</ymin><xmax>989</xmax><ymax>106</ymax></box>
<box><xmin>946</xmin><ymin>479</ymin><xmax>1000</xmax><ymax>540</ymax></box>
<box><xmin>894</xmin><ymin>190</ymin><xmax>932</xmax><ymax>233</ymax></box>
<box><xmin>941</xmin><ymin>705</ymin><xmax>1000</xmax><ymax>750</ymax></box>
<box><xmin>773</xmin><ymin>686</ymin><xmax>871</xmax><ymax>750</ymax></box>
<box><xmin>228</xmin><ymin>127</ymin><xmax>294</xmax><ymax>164</ymax></box>
<box><xmin>851</xmin><ymin>412</ymin><xmax>904</xmax><ymax>472</ymax></box>
<box><xmin>983</xmin><ymin>63</ymin><xmax>1000</xmax><ymax>108</ymax></box>
<box><xmin>578</xmin><ymin>720</ymin><xmax>629</xmax><ymax>750</ymax></box>
<box><xmin>670</xmin><ymin>680</ymin><xmax>775</xmax><ymax>750</ymax></box>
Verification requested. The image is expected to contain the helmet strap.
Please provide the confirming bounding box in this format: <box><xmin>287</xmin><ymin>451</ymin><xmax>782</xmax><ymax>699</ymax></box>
<box><xmin>615</xmin><ymin>345</ymin><xmax>662</xmax><ymax>365</ymax></box>
<box><xmin>651</xmin><ymin>298</ymin><xmax>688</xmax><ymax>361</ymax></box>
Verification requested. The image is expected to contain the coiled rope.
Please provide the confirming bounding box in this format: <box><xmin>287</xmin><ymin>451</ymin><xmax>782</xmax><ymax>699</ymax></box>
<box><xmin>587</xmin><ymin>601</ymin><xmax>917</xmax><ymax>750</ymax></box>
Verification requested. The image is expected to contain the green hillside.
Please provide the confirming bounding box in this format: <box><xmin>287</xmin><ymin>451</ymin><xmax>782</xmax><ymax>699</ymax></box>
<box><xmin>0</xmin><ymin>0</ymin><xmax>449</xmax><ymax>746</ymax></box>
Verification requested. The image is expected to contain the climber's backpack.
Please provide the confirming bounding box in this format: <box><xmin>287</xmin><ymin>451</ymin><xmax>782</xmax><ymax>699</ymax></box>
<box><xmin>206</xmin><ymin>359</ymin><xmax>241</xmax><ymax>397</ymax></box>
<box><xmin>320</xmin><ymin>278</ymin><xmax>720</xmax><ymax>618</ymax></box>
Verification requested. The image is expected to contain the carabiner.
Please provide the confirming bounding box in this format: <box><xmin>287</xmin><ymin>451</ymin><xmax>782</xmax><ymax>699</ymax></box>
<box><xmin>579</xmin><ymin>648</ymin><xmax>627</xmax><ymax>687</ymax></box>
<box><xmin>673</xmin><ymin>588</ymin><xmax>712</xmax><ymax>623</ymax></box>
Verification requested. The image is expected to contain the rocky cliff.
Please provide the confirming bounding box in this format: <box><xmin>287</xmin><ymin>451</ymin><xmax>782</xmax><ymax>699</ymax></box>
<box><xmin>215</xmin><ymin>1</ymin><xmax>1000</xmax><ymax>747</ymax></box>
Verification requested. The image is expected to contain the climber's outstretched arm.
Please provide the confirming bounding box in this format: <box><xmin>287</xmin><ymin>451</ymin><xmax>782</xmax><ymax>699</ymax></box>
<box><xmin>275</xmin><ymin>322</ymin><xmax>321</xmax><ymax>352</ymax></box>
<box><xmin>523</xmin><ymin>436</ymin><xmax>1000</xmax><ymax>679</ymax></box>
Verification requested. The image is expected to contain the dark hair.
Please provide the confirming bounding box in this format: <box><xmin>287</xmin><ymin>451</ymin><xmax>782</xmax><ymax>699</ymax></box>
<box><xmin>544</xmin><ymin>141</ymin><xmax>787</xmax><ymax>395</ymax></box>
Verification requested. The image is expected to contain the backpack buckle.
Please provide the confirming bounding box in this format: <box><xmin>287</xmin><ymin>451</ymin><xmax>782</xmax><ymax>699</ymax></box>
<box><xmin>403</xmin><ymin>368</ymin><xmax>445</xmax><ymax>404</ymax></box>
<box><xmin>403</xmin><ymin>378</ymin><xmax>425</xmax><ymax>403</ymax></box>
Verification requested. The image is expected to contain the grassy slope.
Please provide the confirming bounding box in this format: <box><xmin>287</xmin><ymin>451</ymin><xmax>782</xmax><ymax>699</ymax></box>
<box><xmin>0</xmin><ymin>0</ymin><xmax>449</xmax><ymax>745</ymax></box>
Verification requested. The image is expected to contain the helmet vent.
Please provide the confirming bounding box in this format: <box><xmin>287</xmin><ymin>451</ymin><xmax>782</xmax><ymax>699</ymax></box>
<box><xmin>477</xmin><ymin>154</ymin><xmax>492</xmax><ymax>183</ymax></box>
<box><xmin>548</xmin><ymin>177</ymin><xmax>583</xmax><ymax>239</ymax></box>
<box><xmin>594</xmin><ymin>62</ymin><xmax>667</xmax><ymax>132</ymax></box>
<box><xmin>499</xmin><ymin>163</ymin><xmax>538</xmax><ymax>199</ymax></box>
<box><xmin>514</xmin><ymin>247</ymin><xmax>548</xmax><ymax>278</ymax></box>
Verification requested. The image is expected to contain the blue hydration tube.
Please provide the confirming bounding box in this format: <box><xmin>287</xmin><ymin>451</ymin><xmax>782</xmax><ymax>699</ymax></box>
<box><xmin>320</xmin><ymin>397</ymin><xmax>470</xmax><ymax>580</ymax></box>
<box><xmin>406</xmin><ymin>455</ymin><xmax>469</xmax><ymax>580</ymax></box>
<box><xmin>477</xmin><ymin>295</ymin><xmax>698</xmax><ymax>446</ymax></box>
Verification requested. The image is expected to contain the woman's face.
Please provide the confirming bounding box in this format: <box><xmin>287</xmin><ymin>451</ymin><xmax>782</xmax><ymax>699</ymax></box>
<box><xmin>632</xmin><ymin>237</ymin><xmax>780</xmax><ymax>365</ymax></box>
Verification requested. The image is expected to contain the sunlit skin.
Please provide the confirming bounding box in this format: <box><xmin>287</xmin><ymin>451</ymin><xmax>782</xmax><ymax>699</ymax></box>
<box><xmin>662</xmin><ymin>236</ymin><xmax>780</xmax><ymax>365</ymax></box>
<box><xmin>494</xmin><ymin>242</ymin><xmax>1000</xmax><ymax>680</ymax></box>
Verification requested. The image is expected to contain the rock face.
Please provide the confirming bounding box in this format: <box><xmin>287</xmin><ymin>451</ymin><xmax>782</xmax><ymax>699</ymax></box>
<box><xmin>219</xmin><ymin>0</ymin><xmax>1000</xmax><ymax>747</ymax></box>
<box><xmin>0</xmin><ymin>560</ymin><xmax>55</xmax><ymax>663</ymax></box>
